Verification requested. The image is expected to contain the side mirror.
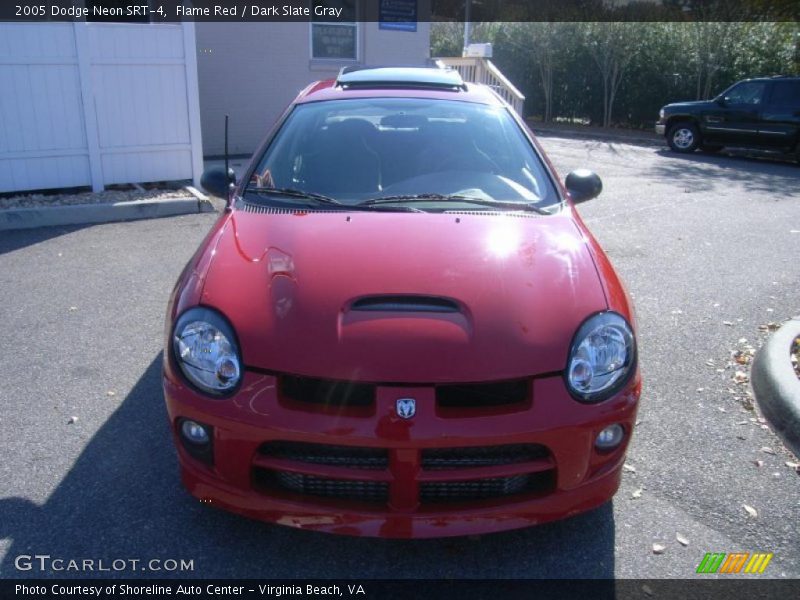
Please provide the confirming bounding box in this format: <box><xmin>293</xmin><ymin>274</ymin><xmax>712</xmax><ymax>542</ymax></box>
<box><xmin>200</xmin><ymin>166</ymin><xmax>236</xmax><ymax>199</ymax></box>
<box><xmin>565</xmin><ymin>169</ymin><xmax>602</xmax><ymax>204</ymax></box>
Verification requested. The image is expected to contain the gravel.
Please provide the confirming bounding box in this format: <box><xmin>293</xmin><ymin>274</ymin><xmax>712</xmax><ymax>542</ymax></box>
<box><xmin>0</xmin><ymin>186</ymin><xmax>191</xmax><ymax>210</ymax></box>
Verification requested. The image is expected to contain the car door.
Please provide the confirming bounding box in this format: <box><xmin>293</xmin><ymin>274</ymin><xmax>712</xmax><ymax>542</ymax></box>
<box><xmin>702</xmin><ymin>81</ymin><xmax>766</xmax><ymax>146</ymax></box>
<box><xmin>758</xmin><ymin>80</ymin><xmax>800</xmax><ymax>150</ymax></box>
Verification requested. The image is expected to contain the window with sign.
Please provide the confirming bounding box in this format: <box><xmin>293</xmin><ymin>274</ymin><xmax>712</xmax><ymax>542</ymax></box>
<box><xmin>311</xmin><ymin>1</ymin><xmax>358</xmax><ymax>61</ymax></box>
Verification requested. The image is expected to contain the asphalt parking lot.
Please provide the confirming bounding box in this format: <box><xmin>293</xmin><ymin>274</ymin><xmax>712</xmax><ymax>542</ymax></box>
<box><xmin>1</xmin><ymin>138</ymin><xmax>798</xmax><ymax>579</ymax></box>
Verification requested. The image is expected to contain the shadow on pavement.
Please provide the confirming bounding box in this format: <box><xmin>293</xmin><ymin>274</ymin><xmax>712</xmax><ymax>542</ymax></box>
<box><xmin>652</xmin><ymin>149</ymin><xmax>800</xmax><ymax>198</ymax></box>
<box><xmin>0</xmin><ymin>225</ymin><xmax>93</xmax><ymax>257</ymax></box>
<box><xmin>1</xmin><ymin>355</ymin><xmax>616</xmax><ymax>580</ymax></box>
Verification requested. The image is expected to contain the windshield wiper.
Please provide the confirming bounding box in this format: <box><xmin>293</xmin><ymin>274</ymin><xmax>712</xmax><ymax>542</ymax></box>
<box><xmin>244</xmin><ymin>187</ymin><xmax>426</xmax><ymax>212</ymax></box>
<box><xmin>358</xmin><ymin>194</ymin><xmax>551</xmax><ymax>215</ymax></box>
<box><xmin>246</xmin><ymin>187</ymin><xmax>344</xmax><ymax>206</ymax></box>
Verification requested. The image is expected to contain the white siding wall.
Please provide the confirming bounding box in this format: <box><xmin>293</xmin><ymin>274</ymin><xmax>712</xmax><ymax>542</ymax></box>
<box><xmin>0</xmin><ymin>22</ymin><xmax>202</xmax><ymax>194</ymax></box>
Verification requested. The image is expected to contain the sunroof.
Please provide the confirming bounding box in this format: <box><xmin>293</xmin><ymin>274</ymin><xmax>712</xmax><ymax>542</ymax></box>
<box><xmin>336</xmin><ymin>67</ymin><xmax>466</xmax><ymax>91</ymax></box>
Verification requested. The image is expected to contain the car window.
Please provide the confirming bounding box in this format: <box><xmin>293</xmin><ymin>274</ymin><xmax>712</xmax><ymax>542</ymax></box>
<box><xmin>767</xmin><ymin>81</ymin><xmax>800</xmax><ymax>108</ymax></box>
<box><xmin>723</xmin><ymin>82</ymin><xmax>766</xmax><ymax>105</ymax></box>
<box><xmin>248</xmin><ymin>98</ymin><xmax>557</xmax><ymax>210</ymax></box>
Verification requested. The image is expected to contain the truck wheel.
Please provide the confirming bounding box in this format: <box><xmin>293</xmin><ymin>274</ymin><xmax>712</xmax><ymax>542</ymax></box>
<box><xmin>667</xmin><ymin>123</ymin><xmax>700</xmax><ymax>153</ymax></box>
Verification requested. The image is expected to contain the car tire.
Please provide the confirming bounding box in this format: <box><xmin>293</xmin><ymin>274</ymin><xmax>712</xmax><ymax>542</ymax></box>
<box><xmin>667</xmin><ymin>123</ymin><xmax>700</xmax><ymax>153</ymax></box>
<box><xmin>700</xmin><ymin>144</ymin><xmax>722</xmax><ymax>154</ymax></box>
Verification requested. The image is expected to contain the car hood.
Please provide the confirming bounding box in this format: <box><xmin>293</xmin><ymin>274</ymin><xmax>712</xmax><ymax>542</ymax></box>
<box><xmin>200</xmin><ymin>209</ymin><xmax>608</xmax><ymax>382</ymax></box>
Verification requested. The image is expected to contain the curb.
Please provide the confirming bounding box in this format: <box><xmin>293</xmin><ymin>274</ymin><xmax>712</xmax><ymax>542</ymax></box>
<box><xmin>530</xmin><ymin>126</ymin><xmax>663</xmax><ymax>148</ymax></box>
<box><xmin>751</xmin><ymin>316</ymin><xmax>800</xmax><ymax>458</ymax></box>
<box><xmin>0</xmin><ymin>196</ymin><xmax>216</xmax><ymax>232</ymax></box>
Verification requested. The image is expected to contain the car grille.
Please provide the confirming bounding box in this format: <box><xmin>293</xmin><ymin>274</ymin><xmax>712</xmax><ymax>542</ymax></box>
<box><xmin>435</xmin><ymin>379</ymin><xmax>529</xmax><ymax>409</ymax></box>
<box><xmin>279</xmin><ymin>375</ymin><xmax>375</xmax><ymax>408</ymax></box>
<box><xmin>421</xmin><ymin>444</ymin><xmax>549</xmax><ymax>469</ymax></box>
<box><xmin>258</xmin><ymin>442</ymin><xmax>388</xmax><ymax>469</ymax></box>
<box><xmin>277</xmin><ymin>375</ymin><xmax>530</xmax><ymax>412</ymax></box>
<box><xmin>266</xmin><ymin>471</ymin><xmax>390</xmax><ymax>501</ymax></box>
<box><xmin>252</xmin><ymin>442</ymin><xmax>555</xmax><ymax>505</ymax></box>
<box><xmin>421</xmin><ymin>473</ymin><xmax>554</xmax><ymax>501</ymax></box>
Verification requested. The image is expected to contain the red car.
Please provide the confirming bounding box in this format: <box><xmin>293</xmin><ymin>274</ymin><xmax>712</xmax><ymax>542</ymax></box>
<box><xmin>164</xmin><ymin>67</ymin><xmax>641</xmax><ymax>538</ymax></box>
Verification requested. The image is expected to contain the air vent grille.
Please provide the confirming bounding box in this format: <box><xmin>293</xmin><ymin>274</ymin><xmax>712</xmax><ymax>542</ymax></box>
<box><xmin>351</xmin><ymin>295</ymin><xmax>459</xmax><ymax>313</ymax></box>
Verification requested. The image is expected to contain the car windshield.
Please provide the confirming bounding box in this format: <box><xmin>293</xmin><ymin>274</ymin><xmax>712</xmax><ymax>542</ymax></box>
<box><xmin>245</xmin><ymin>98</ymin><xmax>558</xmax><ymax>212</ymax></box>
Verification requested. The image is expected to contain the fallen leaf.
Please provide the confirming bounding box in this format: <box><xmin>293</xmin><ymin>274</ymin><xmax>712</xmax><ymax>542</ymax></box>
<box><xmin>761</xmin><ymin>447</ymin><xmax>776</xmax><ymax>455</ymax></box>
<box><xmin>733</xmin><ymin>371</ymin><xmax>749</xmax><ymax>384</ymax></box>
<box><xmin>723</xmin><ymin>321</ymin><xmax>733</xmax><ymax>326</ymax></box>
<box><xmin>623</xmin><ymin>463</ymin><xmax>637</xmax><ymax>473</ymax></box>
<box><xmin>642</xmin><ymin>584</ymin><xmax>654</xmax><ymax>597</ymax></box>
<box><xmin>67</xmin><ymin>416</ymin><xmax>78</xmax><ymax>424</ymax></box>
<box><xmin>68</xmin><ymin>306</ymin><xmax>78</xmax><ymax>312</ymax></box>
<box><xmin>785</xmin><ymin>462</ymin><xmax>799</xmax><ymax>469</ymax></box>
<box><xmin>705</xmin><ymin>360</ymin><xmax>715</xmax><ymax>366</ymax></box>
<box><xmin>676</xmin><ymin>533</ymin><xmax>690</xmax><ymax>547</ymax></box>
<box><xmin>106</xmin><ymin>390</ymin><xmax>116</xmax><ymax>397</ymax></box>
<box><xmin>753</xmin><ymin>459</ymin><xmax>763</xmax><ymax>467</ymax></box>
<box><xmin>632</xmin><ymin>488</ymin><xmax>643</xmax><ymax>499</ymax></box>
<box><xmin>743</xmin><ymin>504</ymin><xmax>758</xmax><ymax>518</ymax></box>
<box><xmin>652</xmin><ymin>543</ymin><xmax>666</xmax><ymax>554</ymax></box>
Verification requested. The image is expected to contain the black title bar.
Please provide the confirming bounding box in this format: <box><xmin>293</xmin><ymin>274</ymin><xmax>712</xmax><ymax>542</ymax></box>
<box><xmin>2</xmin><ymin>0</ymin><xmax>799</xmax><ymax>23</ymax></box>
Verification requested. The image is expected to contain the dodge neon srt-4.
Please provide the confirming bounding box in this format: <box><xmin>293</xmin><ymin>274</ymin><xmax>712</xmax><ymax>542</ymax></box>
<box><xmin>163</xmin><ymin>67</ymin><xmax>641</xmax><ymax>538</ymax></box>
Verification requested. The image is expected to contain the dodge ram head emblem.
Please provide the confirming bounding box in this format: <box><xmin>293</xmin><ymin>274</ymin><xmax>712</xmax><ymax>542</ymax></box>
<box><xmin>396</xmin><ymin>398</ymin><xmax>416</xmax><ymax>419</ymax></box>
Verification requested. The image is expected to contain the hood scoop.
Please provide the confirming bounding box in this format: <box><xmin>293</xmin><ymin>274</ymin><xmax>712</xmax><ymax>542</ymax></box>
<box><xmin>350</xmin><ymin>295</ymin><xmax>460</xmax><ymax>314</ymax></box>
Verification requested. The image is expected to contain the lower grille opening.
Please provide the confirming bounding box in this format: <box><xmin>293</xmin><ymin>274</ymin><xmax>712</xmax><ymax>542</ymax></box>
<box><xmin>253</xmin><ymin>468</ymin><xmax>389</xmax><ymax>502</ymax></box>
<box><xmin>421</xmin><ymin>471</ymin><xmax>556</xmax><ymax>502</ymax></box>
<box><xmin>279</xmin><ymin>375</ymin><xmax>375</xmax><ymax>408</ymax></box>
<box><xmin>436</xmin><ymin>379</ymin><xmax>529</xmax><ymax>409</ymax></box>
<box><xmin>422</xmin><ymin>444</ymin><xmax>550</xmax><ymax>469</ymax></box>
<box><xmin>258</xmin><ymin>442</ymin><xmax>388</xmax><ymax>469</ymax></box>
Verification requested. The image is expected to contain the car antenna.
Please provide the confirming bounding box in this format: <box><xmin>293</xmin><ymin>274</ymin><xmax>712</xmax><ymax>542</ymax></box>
<box><xmin>224</xmin><ymin>114</ymin><xmax>230</xmax><ymax>186</ymax></box>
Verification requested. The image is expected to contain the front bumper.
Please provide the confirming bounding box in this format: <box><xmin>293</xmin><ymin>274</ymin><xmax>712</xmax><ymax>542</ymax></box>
<box><xmin>655</xmin><ymin>123</ymin><xmax>666</xmax><ymax>136</ymax></box>
<box><xmin>164</xmin><ymin>371</ymin><xmax>640</xmax><ymax>538</ymax></box>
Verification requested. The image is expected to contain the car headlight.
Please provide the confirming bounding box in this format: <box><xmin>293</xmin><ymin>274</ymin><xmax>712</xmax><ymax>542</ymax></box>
<box><xmin>566</xmin><ymin>311</ymin><xmax>636</xmax><ymax>403</ymax></box>
<box><xmin>172</xmin><ymin>307</ymin><xmax>242</xmax><ymax>396</ymax></box>
<box><xmin>659</xmin><ymin>108</ymin><xmax>665</xmax><ymax>120</ymax></box>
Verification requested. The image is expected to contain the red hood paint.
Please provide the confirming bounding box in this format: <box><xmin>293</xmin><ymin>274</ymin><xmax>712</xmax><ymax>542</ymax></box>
<box><xmin>199</xmin><ymin>209</ymin><xmax>607</xmax><ymax>383</ymax></box>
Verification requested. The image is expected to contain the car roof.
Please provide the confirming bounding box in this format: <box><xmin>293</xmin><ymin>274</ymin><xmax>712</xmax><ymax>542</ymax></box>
<box><xmin>294</xmin><ymin>66</ymin><xmax>506</xmax><ymax>108</ymax></box>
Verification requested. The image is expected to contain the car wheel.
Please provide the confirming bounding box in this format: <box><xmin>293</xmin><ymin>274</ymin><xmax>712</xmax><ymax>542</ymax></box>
<box><xmin>701</xmin><ymin>144</ymin><xmax>722</xmax><ymax>154</ymax></box>
<box><xmin>667</xmin><ymin>123</ymin><xmax>700</xmax><ymax>153</ymax></box>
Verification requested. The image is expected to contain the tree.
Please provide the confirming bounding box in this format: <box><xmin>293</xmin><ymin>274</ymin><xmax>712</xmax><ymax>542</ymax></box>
<box><xmin>583</xmin><ymin>23</ymin><xmax>639</xmax><ymax>127</ymax></box>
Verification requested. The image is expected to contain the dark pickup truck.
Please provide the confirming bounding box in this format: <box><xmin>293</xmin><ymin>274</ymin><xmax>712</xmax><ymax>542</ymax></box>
<box><xmin>656</xmin><ymin>76</ymin><xmax>800</xmax><ymax>160</ymax></box>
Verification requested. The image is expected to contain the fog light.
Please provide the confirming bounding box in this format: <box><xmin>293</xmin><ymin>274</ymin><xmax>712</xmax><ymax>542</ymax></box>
<box><xmin>181</xmin><ymin>419</ymin><xmax>210</xmax><ymax>445</ymax></box>
<box><xmin>595</xmin><ymin>424</ymin><xmax>624</xmax><ymax>450</ymax></box>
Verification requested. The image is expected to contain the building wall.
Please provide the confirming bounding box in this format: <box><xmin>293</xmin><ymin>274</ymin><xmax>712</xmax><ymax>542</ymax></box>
<box><xmin>0</xmin><ymin>22</ymin><xmax>202</xmax><ymax>193</ymax></box>
<box><xmin>195</xmin><ymin>20</ymin><xmax>431</xmax><ymax>157</ymax></box>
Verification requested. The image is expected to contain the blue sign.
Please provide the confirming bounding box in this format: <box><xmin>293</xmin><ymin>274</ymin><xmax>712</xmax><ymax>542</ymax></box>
<box><xmin>379</xmin><ymin>0</ymin><xmax>417</xmax><ymax>32</ymax></box>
